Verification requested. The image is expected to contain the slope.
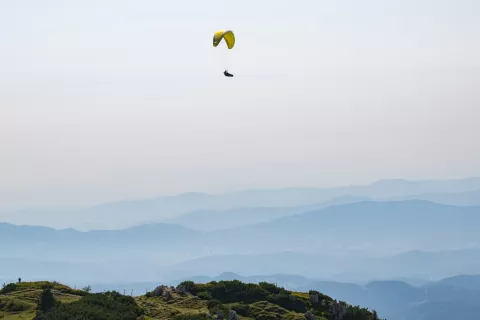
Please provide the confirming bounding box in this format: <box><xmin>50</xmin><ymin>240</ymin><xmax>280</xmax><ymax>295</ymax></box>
<box><xmin>138</xmin><ymin>280</ymin><xmax>379</xmax><ymax>320</ymax></box>
<box><xmin>1</xmin><ymin>280</ymin><xmax>380</xmax><ymax>320</ymax></box>
<box><xmin>0</xmin><ymin>281</ymin><xmax>85</xmax><ymax>319</ymax></box>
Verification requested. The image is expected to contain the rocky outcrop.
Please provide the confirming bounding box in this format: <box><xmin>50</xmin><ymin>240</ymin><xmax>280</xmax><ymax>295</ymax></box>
<box><xmin>227</xmin><ymin>310</ymin><xmax>238</xmax><ymax>320</ymax></box>
<box><xmin>304</xmin><ymin>311</ymin><xmax>317</xmax><ymax>320</ymax></box>
<box><xmin>309</xmin><ymin>294</ymin><xmax>319</xmax><ymax>304</ymax></box>
<box><xmin>176</xmin><ymin>284</ymin><xmax>187</xmax><ymax>295</ymax></box>
<box><xmin>217</xmin><ymin>310</ymin><xmax>224</xmax><ymax>320</ymax></box>
<box><xmin>151</xmin><ymin>285</ymin><xmax>168</xmax><ymax>297</ymax></box>
<box><xmin>329</xmin><ymin>301</ymin><xmax>347</xmax><ymax>320</ymax></box>
<box><xmin>162</xmin><ymin>290</ymin><xmax>171</xmax><ymax>301</ymax></box>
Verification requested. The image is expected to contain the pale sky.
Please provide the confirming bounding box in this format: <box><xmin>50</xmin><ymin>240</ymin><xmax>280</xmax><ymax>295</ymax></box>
<box><xmin>1</xmin><ymin>0</ymin><xmax>479</xmax><ymax>210</ymax></box>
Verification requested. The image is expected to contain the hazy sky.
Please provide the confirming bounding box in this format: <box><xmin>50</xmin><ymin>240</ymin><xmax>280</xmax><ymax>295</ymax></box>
<box><xmin>1</xmin><ymin>0</ymin><xmax>479</xmax><ymax>209</ymax></box>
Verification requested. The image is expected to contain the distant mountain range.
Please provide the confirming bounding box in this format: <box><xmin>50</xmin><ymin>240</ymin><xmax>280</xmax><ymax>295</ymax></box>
<box><xmin>2</xmin><ymin>177</ymin><xmax>480</xmax><ymax>230</ymax></box>
<box><xmin>160</xmin><ymin>195</ymin><xmax>372</xmax><ymax>231</ymax></box>
<box><xmin>159</xmin><ymin>188</ymin><xmax>480</xmax><ymax>232</ymax></box>
<box><xmin>385</xmin><ymin>188</ymin><xmax>480</xmax><ymax>206</ymax></box>
<box><xmin>208</xmin><ymin>200</ymin><xmax>480</xmax><ymax>256</ymax></box>
<box><xmin>304</xmin><ymin>275</ymin><xmax>480</xmax><ymax>320</ymax></box>
<box><xmin>2</xmin><ymin>200</ymin><xmax>480</xmax><ymax>260</ymax></box>
<box><xmin>1</xmin><ymin>199</ymin><xmax>480</xmax><ymax>285</ymax></box>
<box><xmin>168</xmin><ymin>247</ymin><xmax>480</xmax><ymax>282</ymax></box>
<box><xmin>74</xmin><ymin>177</ymin><xmax>480</xmax><ymax>230</ymax></box>
<box><xmin>0</xmin><ymin>220</ymin><xmax>205</xmax><ymax>265</ymax></box>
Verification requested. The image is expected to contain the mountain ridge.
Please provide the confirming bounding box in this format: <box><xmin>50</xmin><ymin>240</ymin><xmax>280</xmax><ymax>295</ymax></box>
<box><xmin>4</xmin><ymin>176</ymin><xmax>480</xmax><ymax>230</ymax></box>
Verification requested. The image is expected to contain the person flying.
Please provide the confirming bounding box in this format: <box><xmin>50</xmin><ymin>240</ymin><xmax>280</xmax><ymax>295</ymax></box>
<box><xmin>213</xmin><ymin>30</ymin><xmax>235</xmax><ymax>78</ymax></box>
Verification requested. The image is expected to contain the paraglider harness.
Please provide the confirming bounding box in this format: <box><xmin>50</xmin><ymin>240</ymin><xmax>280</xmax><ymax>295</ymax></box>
<box><xmin>224</xmin><ymin>70</ymin><xmax>234</xmax><ymax>77</ymax></box>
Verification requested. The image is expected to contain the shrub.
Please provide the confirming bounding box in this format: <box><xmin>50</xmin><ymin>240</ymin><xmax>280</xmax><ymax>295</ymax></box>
<box><xmin>34</xmin><ymin>291</ymin><xmax>144</xmax><ymax>320</ymax></box>
<box><xmin>227</xmin><ymin>302</ymin><xmax>250</xmax><ymax>316</ymax></box>
<box><xmin>179</xmin><ymin>281</ymin><xmax>197</xmax><ymax>294</ymax></box>
<box><xmin>242</xmin><ymin>284</ymin><xmax>270</xmax><ymax>304</ymax></box>
<box><xmin>37</xmin><ymin>288</ymin><xmax>56</xmax><ymax>313</ymax></box>
<box><xmin>0</xmin><ymin>283</ymin><xmax>17</xmax><ymax>294</ymax></box>
<box><xmin>259</xmin><ymin>282</ymin><xmax>286</xmax><ymax>295</ymax></box>
<box><xmin>196</xmin><ymin>291</ymin><xmax>212</xmax><ymax>300</ymax></box>
<box><xmin>0</xmin><ymin>297</ymin><xmax>33</xmax><ymax>312</ymax></box>
<box><xmin>206</xmin><ymin>281</ymin><xmax>270</xmax><ymax>304</ymax></box>
<box><xmin>207</xmin><ymin>299</ymin><xmax>222</xmax><ymax>309</ymax></box>
<box><xmin>266</xmin><ymin>293</ymin><xmax>307</xmax><ymax>313</ymax></box>
<box><xmin>207</xmin><ymin>299</ymin><xmax>228</xmax><ymax>315</ymax></box>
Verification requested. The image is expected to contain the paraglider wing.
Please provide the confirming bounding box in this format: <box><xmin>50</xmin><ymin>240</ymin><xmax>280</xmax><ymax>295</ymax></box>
<box><xmin>213</xmin><ymin>30</ymin><xmax>235</xmax><ymax>49</ymax></box>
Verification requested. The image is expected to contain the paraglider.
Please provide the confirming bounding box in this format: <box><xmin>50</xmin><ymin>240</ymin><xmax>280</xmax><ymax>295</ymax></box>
<box><xmin>213</xmin><ymin>30</ymin><xmax>235</xmax><ymax>49</ymax></box>
<box><xmin>213</xmin><ymin>30</ymin><xmax>235</xmax><ymax>77</ymax></box>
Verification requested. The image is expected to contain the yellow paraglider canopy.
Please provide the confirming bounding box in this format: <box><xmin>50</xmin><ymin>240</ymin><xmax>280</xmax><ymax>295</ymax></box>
<box><xmin>213</xmin><ymin>30</ymin><xmax>235</xmax><ymax>49</ymax></box>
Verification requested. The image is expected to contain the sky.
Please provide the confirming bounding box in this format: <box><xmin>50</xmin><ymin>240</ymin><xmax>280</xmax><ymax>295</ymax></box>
<box><xmin>1</xmin><ymin>0</ymin><xmax>479</xmax><ymax>210</ymax></box>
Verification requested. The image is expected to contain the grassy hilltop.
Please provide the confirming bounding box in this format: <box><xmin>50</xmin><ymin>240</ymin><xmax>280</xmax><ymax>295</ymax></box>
<box><xmin>0</xmin><ymin>280</ymin><xmax>381</xmax><ymax>320</ymax></box>
<box><xmin>0</xmin><ymin>281</ymin><xmax>86</xmax><ymax>319</ymax></box>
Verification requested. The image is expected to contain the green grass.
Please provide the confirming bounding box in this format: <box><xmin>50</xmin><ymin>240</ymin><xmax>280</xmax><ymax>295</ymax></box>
<box><xmin>14</xmin><ymin>282</ymin><xmax>87</xmax><ymax>297</ymax></box>
<box><xmin>0</xmin><ymin>311</ymin><xmax>36</xmax><ymax>320</ymax></box>
<box><xmin>249</xmin><ymin>301</ymin><xmax>303</xmax><ymax>320</ymax></box>
<box><xmin>0</xmin><ymin>282</ymin><xmax>83</xmax><ymax>320</ymax></box>
<box><xmin>136</xmin><ymin>292</ymin><xmax>209</xmax><ymax>320</ymax></box>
